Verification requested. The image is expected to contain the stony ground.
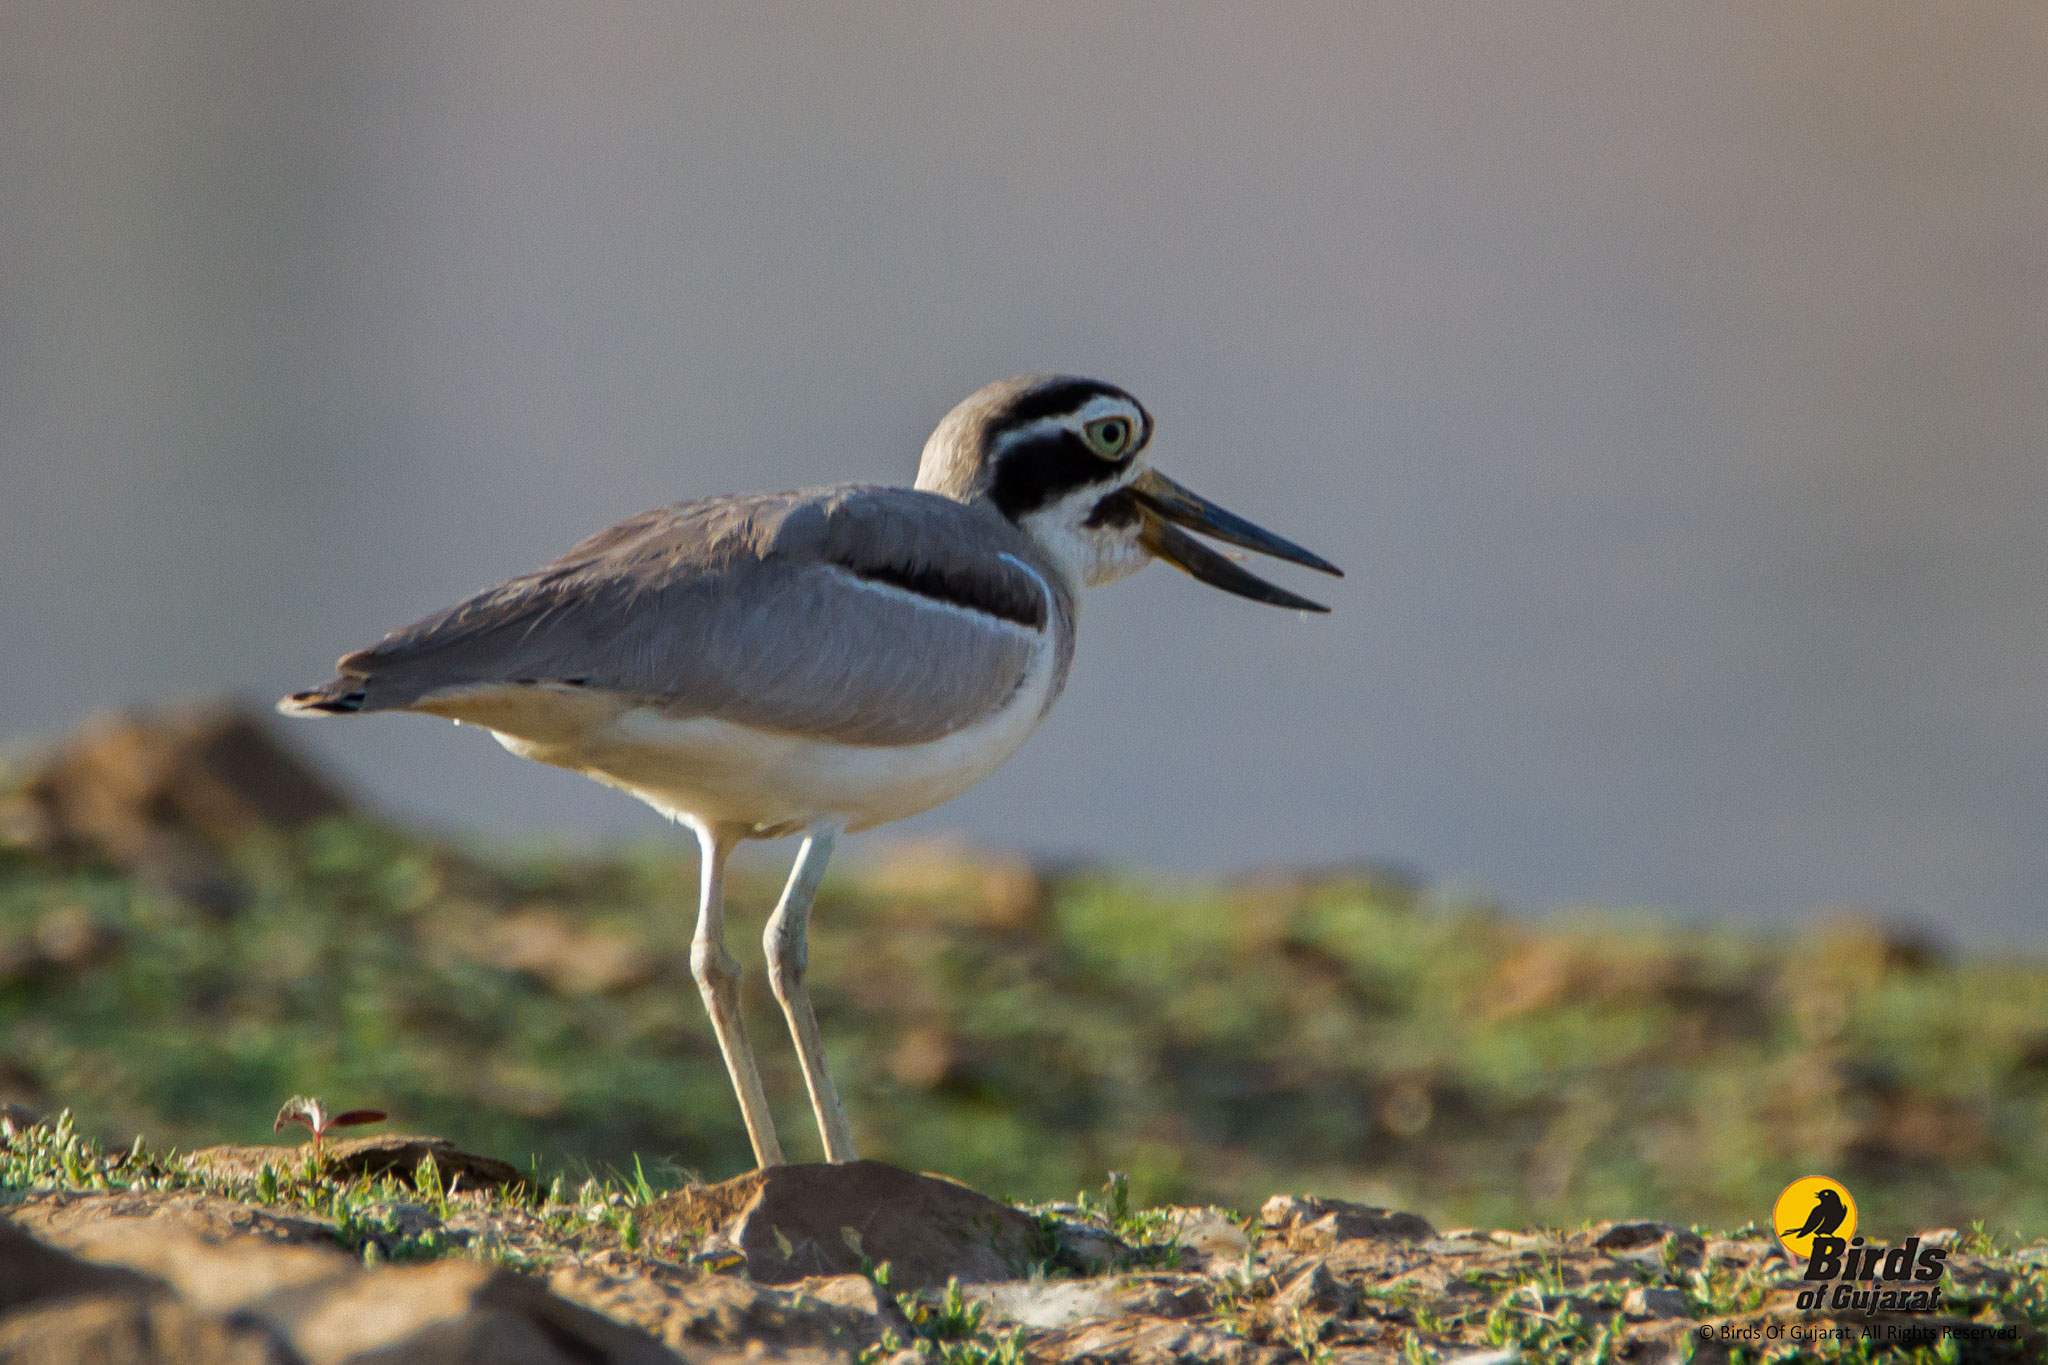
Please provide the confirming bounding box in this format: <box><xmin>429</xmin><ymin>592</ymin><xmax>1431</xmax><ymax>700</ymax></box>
<box><xmin>5</xmin><ymin>1109</ymin><xmax>2046</xmax><ymax>1364</ymax></box>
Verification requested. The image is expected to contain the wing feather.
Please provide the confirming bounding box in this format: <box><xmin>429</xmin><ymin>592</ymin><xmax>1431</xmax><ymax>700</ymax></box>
<box><xmin>305</xmin><ymin>487</ymin><xmax>1068</xmax><ymax>747</ymax></box>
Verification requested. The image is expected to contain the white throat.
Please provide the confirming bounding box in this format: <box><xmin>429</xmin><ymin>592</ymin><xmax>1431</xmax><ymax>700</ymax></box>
<box><xmin>1017</xmin><ymin>481</ymin><xmax>1151</xmax><ymax>591</ymax></box>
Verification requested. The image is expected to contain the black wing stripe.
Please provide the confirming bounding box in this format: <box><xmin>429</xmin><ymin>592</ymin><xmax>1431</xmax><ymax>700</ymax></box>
<box><xmin>836</xmin><ymin>557</ymin><xmax>1047</xmax><ymax>630</ymax></box>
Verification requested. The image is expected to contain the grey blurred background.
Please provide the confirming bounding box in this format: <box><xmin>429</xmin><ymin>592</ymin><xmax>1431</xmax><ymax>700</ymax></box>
<box><xmin>3</xmin><ymin>3</ymin><xmax>2043</xmax><ymax>940</ymax></box>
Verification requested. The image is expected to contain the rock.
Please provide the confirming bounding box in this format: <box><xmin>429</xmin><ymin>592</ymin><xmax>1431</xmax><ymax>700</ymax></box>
<box><xmin>1700</xmin><ymin>1236</ymin><xmax>1762</xmax><ymax>1264</ymax></box>
<box><xmin>0</xmin><ymin>1217</ymin><xmax>164</xmax><ymax>1313</ymax></box>
<box><xmin>800</xmin><ymin>1273</ymin><xmax>908</xmax><ymax>1328</ymax></box>
<box><xmin>1627</xmin><ymin>1317</ymin><xmax>1713</xmax><ymax>1365</ymax></box>
<box><xmin>1260</xmin><ymin>1195</ymin><xmax>1435</xmax><ymax>1251</ymax></box>
<box><xmin>188</xmin><ymin>1134</ymin><xmax>528</xmax><ymax>1194</ymax></box>
<box><xmin>1169</xmin><ymin>1209</ymin><xmax>1251</xmax><ymax>1266</ymax></box>
<box><xmin>1587</xmin><ymin>1221</ymin><xmax>1705</xmax><ymax>1267</ymax></box>
<box><xmin>1110</xmin><ymin>1275</ymin><xmax>1214</xmax><ymax>1320</ymax></box>
<box><xmin>1308</xmin><ymin>1210</ymin><xmax>1440</xmax><ymax>1251</ymax></box>
<box><xmin>15</xmin><ymin>1193</ymin><xmax>379</xmax><ymax>1340</ymax></box>
<box><xmin>1033</xmin><ymin>1312</ymin><xmax>1286</xmax><ymax>1364</ymax></box>
<box><xmin>1417</xmin><ymin>1235</ymin><xmax>1494</xmax><ymax>1256</ymax></box>
<box><xmin>1271</xmin><ymin>1260</ymin><xmax>1358</xmax><ymax>1317</ymax></box>
<box><xmin>1622</xmin><ymin>1286</ymin><xmax>1691</xmax><ymax>1320</ymax></box>
<box><xmin>1053</xmin><ymin>1220</ymin><xmax>1127</xmax><ymax>1273</ymax></box>
<box><xmin>4</xmin><ymin>1192</ymin><xmax>684</xmax><ymax>1364</ymax></box>
<box><xmin>1318</xmin><ymin>1234</ymin><xmax>1432</xmax><ymax>1283</ymax></box>
<box><xmin>12</xmin><ymin>1190</ymin><xmax>344</xmax><ymax>1260</ymax></box>
<box><xmin>0</xmin><ymin>1294</ymin><xmax>300</xmax><ymax>1365</ymax></box>
<box><xmin>282</xmin><ymin>1257</ymin><xmax>682</xmax><ymax>1365</ymax></box>
<box><xmin>552</xmin><ymin>1256</ymin><xmax>904</xmax><ymax>1357</ymax></box>
<box><xmin>0</xmin><ymin>1215</ymin><xmax>296</xmax><ymax>1364</ymax></box>
<box><xmin>642</xmin><ymin>1160</ymin><xmax>1044</xmax><ymax>1292</ymax></box>
<box><xmin>973</xmin><ymin>1279</ymin><xmax>1122</xmax><ymax>1329</ymax></box>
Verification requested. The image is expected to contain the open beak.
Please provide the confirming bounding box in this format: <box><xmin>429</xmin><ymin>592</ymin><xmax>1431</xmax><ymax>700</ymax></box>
<box><xmin>1127</xmin><ymin>468</ymin><xmax>1343</xmax><ymax>613</ymax></box>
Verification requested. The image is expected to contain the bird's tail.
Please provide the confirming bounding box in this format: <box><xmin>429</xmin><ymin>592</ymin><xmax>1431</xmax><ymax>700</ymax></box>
<box><xmin>277</xmin><ymin>676</ymin><xmax>368</xmax><ymax>716</ymax></box>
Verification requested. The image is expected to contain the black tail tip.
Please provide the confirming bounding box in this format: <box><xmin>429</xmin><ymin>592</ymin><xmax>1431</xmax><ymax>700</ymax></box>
<box><xmin>277</xmin><ymin>688</ymin><xmax>365</xmax><ymax>716</ymax></box>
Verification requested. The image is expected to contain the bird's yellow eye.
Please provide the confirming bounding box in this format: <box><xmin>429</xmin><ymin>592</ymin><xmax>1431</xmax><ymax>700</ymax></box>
<box><xmin>1083</xmin><ymin>416</ymin><xmax>1132</xmax><ymax>458</ymax></box>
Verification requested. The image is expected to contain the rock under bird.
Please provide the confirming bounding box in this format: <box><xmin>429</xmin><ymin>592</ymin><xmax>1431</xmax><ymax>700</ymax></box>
<box><xmin>281</xmin><ymin>374</ymin><xmax>1342</xmax><ymax>1167</ymax></box>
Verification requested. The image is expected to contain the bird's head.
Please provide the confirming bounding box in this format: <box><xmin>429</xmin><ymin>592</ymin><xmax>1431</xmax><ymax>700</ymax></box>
<box><xmin>916</xmin><ymin>374</ymin><xmax>1341</xmax><ymax>610</ymax></box>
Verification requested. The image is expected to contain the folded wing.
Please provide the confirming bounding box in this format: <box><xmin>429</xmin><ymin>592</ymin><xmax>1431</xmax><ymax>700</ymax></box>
<box><xmin>285</xmin><ymin>487</ymin><xmax>1066</xmax><ymax>748</ymax></box>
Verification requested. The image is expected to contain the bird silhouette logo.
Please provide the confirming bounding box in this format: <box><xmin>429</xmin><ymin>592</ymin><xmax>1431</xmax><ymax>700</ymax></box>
<box><xmin>1773</xmin><ymin>1176</ymin><xmax>1858</xmax><ymax>1260</ymax></box>
<box><xmin>1782</xmin><ymin>1188</ymin><xmax>1849</xmax><ymax>1240</ymax></box>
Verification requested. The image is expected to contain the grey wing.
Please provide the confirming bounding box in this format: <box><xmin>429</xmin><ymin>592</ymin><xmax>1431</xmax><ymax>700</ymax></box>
<box><xmin>286</xmin><ymin>487</ymin><xmax>1060</xmax><ymax>747</ymax></box>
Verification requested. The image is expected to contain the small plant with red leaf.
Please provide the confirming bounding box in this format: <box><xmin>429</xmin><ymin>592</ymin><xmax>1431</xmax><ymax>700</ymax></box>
<box><xmin>274</xmin><ymin>1095</ymin><xmax>386</xmax><ymax>1165</ymax></box>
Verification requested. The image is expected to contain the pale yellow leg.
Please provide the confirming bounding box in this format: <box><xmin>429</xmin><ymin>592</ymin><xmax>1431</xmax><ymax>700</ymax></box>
<box><xmin>689</xmin><ymin>822</ymin><xmax>783</xmax><ymax>1167</ymax></box>
<box><xmin>763</xmin><ymin>827</ymin><xmax>858</xmax><ymax>1162</ymax></box>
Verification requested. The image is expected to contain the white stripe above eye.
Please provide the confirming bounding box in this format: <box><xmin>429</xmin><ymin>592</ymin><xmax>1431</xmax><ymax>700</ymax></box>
<box><xmin>989</xmin><ymin>395</ymin><xmax>1146</xmax><ymax>457</ymax></box>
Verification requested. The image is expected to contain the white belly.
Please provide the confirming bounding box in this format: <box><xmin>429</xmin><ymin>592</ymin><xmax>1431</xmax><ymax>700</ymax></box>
<box><xmin>420</xmin><ymin>634</ymin><xmax>1061</xmax><ymax>837</ymax></box>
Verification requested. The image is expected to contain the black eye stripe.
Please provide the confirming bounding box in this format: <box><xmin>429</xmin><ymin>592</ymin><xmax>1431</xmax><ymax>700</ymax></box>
<box><xmin>988</xmin><ymin>431</ymin><xmax>1126</xmax><ymax>522</ymax></box>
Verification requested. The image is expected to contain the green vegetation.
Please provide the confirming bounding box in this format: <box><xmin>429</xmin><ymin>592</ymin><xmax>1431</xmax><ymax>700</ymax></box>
<box><xmin>4</xmin><ymin>814</ymin><xmax>2048</xmax><ymax>1239</ymax></box>
<box><xmin>859</xmin><ymin>1273</ymin><xmax>1029</xmax><ymax>1365</ymax></box>
<box><xmin>2</xmin><ymin>1107</ymin><xmax>524</xmax><ymax>1269</ymax></box>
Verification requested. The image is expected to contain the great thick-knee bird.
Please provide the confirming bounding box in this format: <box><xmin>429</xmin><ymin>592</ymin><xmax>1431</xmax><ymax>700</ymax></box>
<box><xmin>282</xmin><ymin>374</ymin><xmax>1341</xmax><ymax>1166</ymax></box>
